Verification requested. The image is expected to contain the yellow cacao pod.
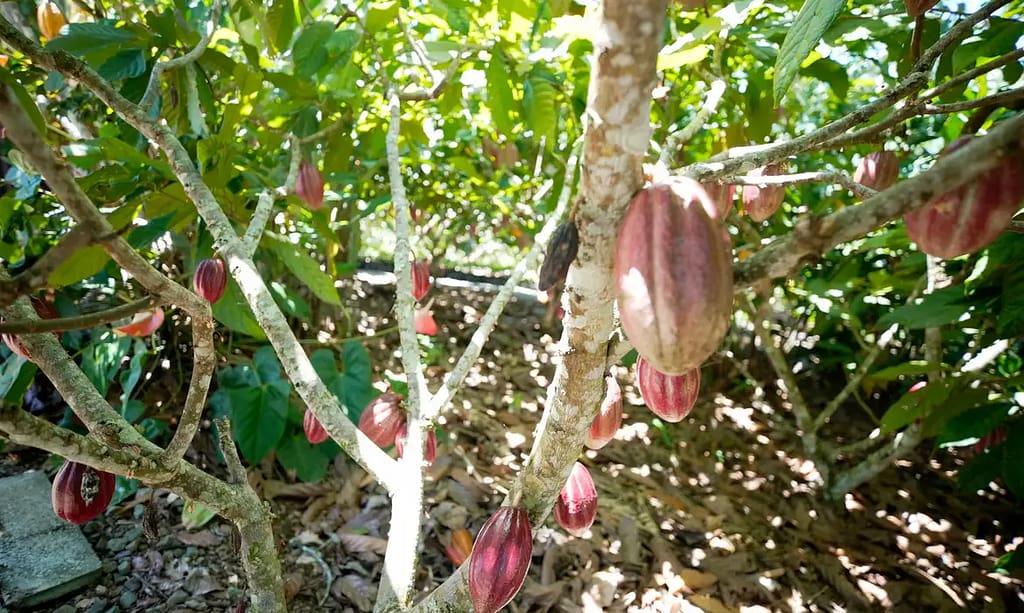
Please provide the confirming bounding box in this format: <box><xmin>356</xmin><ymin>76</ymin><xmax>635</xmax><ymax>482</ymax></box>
<box><xmin>37</xmin><ymin>1</ymin><xmax>66</xmax><ymax>40</ymax></box>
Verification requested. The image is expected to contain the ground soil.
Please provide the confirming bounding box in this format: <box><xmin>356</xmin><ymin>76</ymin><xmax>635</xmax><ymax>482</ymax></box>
<box><xmin>3</xmin><ymin>272</ymin><xmax>1022</xmax><ymax>612</ymax></box>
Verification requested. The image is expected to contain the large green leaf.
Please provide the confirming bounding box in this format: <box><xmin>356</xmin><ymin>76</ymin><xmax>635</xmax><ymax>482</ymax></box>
<box><xmin>277</xmin><ymin>433</ymin><xmax>330</xmax><ymax>482</ymax></box>
<box><xmin>292</xmin><ymin>22</ymin><xmax>334</xmax><ymax>78</ymax></box>
<box><xmin>876</xmin><ymin>286</ymin><xmax>969</xmax><ymax>330</ymax></box>
<box><xmin>879</xmin><ymin>379</ymin><xmax>951</xmax><ymax>434</ymax></box>
<box><xmin>486</xmin><ymin>53</ymin><xmax>516</xmax><ymax>135</ymax></box>
<box><xmin>212</xmin><ymin>276</ymin><xmax>265</xmax><ymax>339</ymax></box>
<box><xmin>47</xmin><ymin>245</ymin><xmax>109</xmax><ymax>287</ymax></box>
<box><xmin>230</xmin><ymin>380</ymin><xmax>290</xmax><ymax>463</ymax></box>
<box><xmin>774</xmin><ymin>0</ymin><xmax>846</xmax><ymax>103</ymax></box>
<box><xmin>1002</xmin><ymin>423</ymin><xmax>1024</xmax><ymax>498</ymax></box>
<box><xmin>268</xmin><ymin>237</ymin><xmax>341</xmax><ymax>306</ymax></box>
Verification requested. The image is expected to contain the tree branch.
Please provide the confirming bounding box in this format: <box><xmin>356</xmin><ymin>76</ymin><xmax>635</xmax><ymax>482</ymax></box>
<box><xmin>658</xmin><ymin>79</ymin><xmax>727</xmax><ymax>165</ymax></box>
<box><xmin>728</xmin><ymin>170</ymin><xmax>877</xmax><ymax>199</ymax></box>
<box><xmin>0</xmin><ymin>297</ymin><xmax>154</xmax><ymax>334</ymax></box>
<box><xmin>140</xmin><ymin>0</ymin><xmax>223</xmax><ymax>111</ymax></box>
<box><xmin>920</xmin><ymin>86</ymin><xmax>1024</xmax><ymax>114</ymax></box>
<box><xmin>0</xmin><ymin>223</ymin><xmax>99</xmax><ymax>308</ymax></box>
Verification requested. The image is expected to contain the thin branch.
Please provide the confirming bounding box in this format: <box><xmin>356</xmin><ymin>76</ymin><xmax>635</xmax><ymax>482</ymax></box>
<box><xmin>659</xmin><ymin>79</ymin><xmax>727</xmax><ymax>166</ymax></box>
<box><xmin>241</xmin><ymin>135</ymin><xmax>301</xmax><ymax>258</ymax></box>
<box><xmin>398</xmin><ymin>47</ymin><xmax>467</xmax><ymax>101</ymax></box>
<box><xmin>214</xmin><ymin>417</ymin><xmax>247</xmax><ymax>485</ymax></box>
<box><xmin>0</xmin><ymin>297</ymin><xmax>154</xmax><ymax>334</ymax></box>
<box><xmin>727</xmin><ymin>170</ymin><xmax>877</xmax><ymax>199</ymax></box>
<box><xmin>140</xmin><ymin>0</ymin><xmax>223</xmax><ymax>111</ymax></box>
<box><xmin>0</xmin><ymin>223</ymin><xmax>100</xmax><ymax>308</ymax></box>
<box><xmin>912</xmin><ymin>0</ymin><xmax>1014</xmax><ymax>74</ymax></box>
<box><xmin>923</xmin><ymin>48</ymin><xmax>1024</xmax><ymax>100</ymax></box>
<box><xmin>920</xmin><ymin>87</ymin><xmax>1024</xmax><ymax>114</ymax></box>
<box><xmin>826</xmin><ymin>423</ymin><xmax>923</xmax><ymax>499</ymax></box>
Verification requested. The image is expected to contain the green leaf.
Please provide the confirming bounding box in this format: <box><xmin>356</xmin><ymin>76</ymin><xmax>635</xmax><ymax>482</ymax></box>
<box><xmin>310</xmin><ymin>349</ymin><xmax>340</xmax><ymax>386</ymax></box>
<box><xmin>486</xmin><ymin>53</ymin><xmax>516</xmax><ymax>135</ymax></box>
<box><xmin>336</xmin><ymin>341</ymin><xmax>374</xmax><ymax>421</ymax></box>
<box><xmin>46</xmin><ymin>22</ymin><xmax>141</xmax><ymax>64</ymax></box>
<box><xmin>366</xmin><ymin>1</ymin><xmax>400</xmax><ymax>33</ymax></box>
<box><xmin>212</xmin><ymin>276</ymin><xmax>265</xmax><ymax>339</ymax></box>
<box><xmin>253</xmin><ymin>345</ymin><xmax>282</xmax><ymax>384</ymax></box>
<box><xmin>863</xmin><ymin>360</ymin><xmax>939</xmax><ymax>385</ymax></box>
<box><xmin>958</xmin><ymin>443</ymin><xmax>1004</xmax><ymax>493</ymax></box>
<box><xmin>876</xmin><ymin>286</ymin><xmax>969</xmax><ymax>330</ymax></box>
<box><xmin>0</xmin><ymin>357</ymin><xmax>36</xmax><ymax>404</ymax></box>
<box><xmin>268</xmin><ymin>237</ymin><xmax>341</xmax><ymax>306</ymax></box>
<box><xmin>267</xmin><ymin>0</ymin><xmax>299</xmax><ymax>52</ymax></box>
<box><xmin>292</xmin><ymin>22</ymin><xmax>335</xmax><ymax>78</ymax></box>
<box><xmin>181</xmin><ymin>499</ymin><xmax>217</xmax><ymax>529</ymax></box>
<box><xmin>774</xmin><ymin>0</ymin><xmax>846</xmax><ymax>103</ymax></box>
<box><xmin>269</xmin><ymin>281</ymin><xmax>311</xmax><ymax>318</ymax></box>
<box><xmin>230</xmin><ymin>381</ymin><xmax>289</xmax><ymax>463</ymax></box>
<box><xmin>523</xmin><ymin>72</ymin><xmax>556</xmax><ymax>148</ymax></box>
<box><xmin>936</xmin><ymin>403</ymin><xmax>1012</xmax><ymax>447</ymax></box>
<box><xmin>126</xmin><ymin>213</ymin><xmax>175</xmax><ymax>249</ymax></box>
<box><xmin>80</xmin><ymin>334</ymin><xmax>132</xmax><ymax>396</ymax></box>
<box><xmin>995</xmin><ymin>548</ymin><xmax>1024</xmax><ymax>573</ymax></box>
<box><xmin>657</xmin><ymin>45</ymin><xmax>710</xmax><ymax>71</ymax></box>
<box><xmin>1002</xmin><ymin>423</ymin><xmax>1024</xmax><ymax>498</ymax></box>
<box><xmin>47</xmin><ymin>245</ymin><xmax>109</xmax><ymax>287</ymax></box>
<box><xmin>97</xmin><ymin>49</ymin><xmax>146</xmax><ymax>81</ymax></box>
<box><xmin>0</xmin><ymin>71</ymin><xmax>47</xmax><ymax>135</ymax></box>
<box><xmin>920</xmin><ymin>386</ymin><xmax>991</xmax><ymax>437</ymax></box>
<box><xmin>277</xmin><ymin>434</ymin><xmax>330</xmax><ymax>482</ymax></box>
<box><xmin>879</xmin><ymin>379</ymin><xmax>951</xmax><ymax>434</ymax></box>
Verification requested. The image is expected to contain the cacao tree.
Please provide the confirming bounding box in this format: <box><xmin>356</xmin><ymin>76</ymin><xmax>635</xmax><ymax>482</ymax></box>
<box><xmin>1</xmin><ymin>0</ymin><xmax>1023</xmax><ymax>611</ymax></box>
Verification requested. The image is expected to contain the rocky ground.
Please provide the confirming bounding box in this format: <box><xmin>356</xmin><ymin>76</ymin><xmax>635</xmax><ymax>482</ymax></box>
<box><xmin>2</xmin><ymin>271</ymin><xmax>1022</xmax><ymax>612</ymax></box>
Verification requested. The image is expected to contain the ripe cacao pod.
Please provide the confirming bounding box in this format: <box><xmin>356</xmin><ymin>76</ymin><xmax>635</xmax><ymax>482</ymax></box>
<box><xmin>537</xmin><ymin>221</ymin><xmax>579</xmax><ymax>292</ymax></box>
<box><xmin>414</xmin><ymin>307</ymin><xmax>438</xmax><ymax>336</ymax></box>
<box><xmin>904</xmin><ymin>0</ymin><xmax>939</xmax><ymax>17</ymax></box>
<box><xmin>193</xmin><ymin>257</ymin><xmax>227</xmax><ymax>304</ymax></box>
<box><xmin>586</xmin><ymin>375</ymin><xmax>623</xmax><ymax>450</ymax></box>
<box><xmin>2</xmin><ymin>296</ymin><xmax>59</xmax><ymax>361</ymax></box>
<box><xmin>411</xmin><ymin>259</ymin><xmax>431</xmax><ymax>302</ymax></box>
<box><xmin>701</xmin><ymin>182</ymin><xmax>735</xmax><ymax>217</ymax></box>
<box><xmin>445</xmin><ymin>528</ymin><xmax>474</xmax><ymax>566</ymax></box>
<box><xmin>742</xmin><ymin>164</ymin><xmax>786</xmax><ymax>221</ymax></box>
<box><xmin>614</xmin><ymin>179</ymin><xmax>733</xmax><ymax>375</ymax></box>
<box><xmin>37</xmin><ymin>1</ymin><xmax>66</xmax><ymax>40</ymax></box>
<box><xmin>303</xmin><ymin>410</ymin><xmax>329</xmax><ymax>445</ymax></box>
<box><xmin>468</xmin><ymin>507</ymin><xmax>533</xmax><ymax>613</ymax></box>
<box><xmin>635</xmin><ymin>356</ymin><xmax>700</xmax><ymax>423</ymax></box>
<box><xmin>358</xmin><ymin>392</ymin><xmax>405</xmax><ymax>448</ymax></box>
<box><xmin>553</xmin><ymin>462</ymin><xmax>598</xmax><ymax>537</ymax></box>
<box><xmin>51</xmin><ymin>460</ymin><xmax>115</xmax><ymax>525</ymax></box>
<box><xmin>854</xmin><ymin>151</ymin><xmax>899</xmax><ymax>192</ymax></box>
<box><xmin>394</xmin><ymin>422</ymin><xmax>437</xmax><ymax>465</ymax></box>
<box><xmin>115</xmin><ymin>307</ymin><xmax>165</xmax><ymax>337</ymax></box>
<box><xmin>295</xmin><ymin>160</ymin><xmax>325</xmax><ymax>210</ymax></box>
<box><xmin>903</xmin><ymin>136</ymin><xmax>1024</xmax><ymax>259</ymax></box>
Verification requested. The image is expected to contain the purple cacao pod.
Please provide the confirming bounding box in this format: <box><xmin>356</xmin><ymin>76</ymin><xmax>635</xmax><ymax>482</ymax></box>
<box><xmin>741</xmin><ymin>164</ymin><xmax>786</xmax><ymax>222</ymax></box>
<box><xmin>854</xmin><ymin>151</ymin><xmax>899</xmax><ymax>192</ymax></box>
<box><xmin>2</xmin><ymin>296</ymin><xmax>59</xmax><ymax>361</ymax></box>
<box><xmin>295</xmin><ymin>160</ymin><xmax>325</xmax><ymax>210</ymax></box>
<box><xmin>51</xmin><ymin>460</ymin><xmax>116</xmax><ymax>525</ymax></box>
<box><xmin>537</xmin><ymin>221</ymin><xmax>579</xmax><ymax>292</ymax></box>
<box><xmin>394</xmin><ymin>422</ymin><xmax>438</xmax><ymax>465</ymax></box>
<box><xmin>357</xmin><ymin>392</ymin><xmax>405</xmax><ymax>448</ymax></box>
<box><xmin>614</xmin><ymin>179</ymin><xmax>733</xmax><ymax>375</ymax></box>
<box><xmin>903</xmin><ymin>136</ymin><xmax>1024</xmax><ymax>259</ymax></box>
<box><xmin>635</xmin><ymin>356</ymin><xmax>700</xmax><ymax>423</ymax></box>
<box><xmin>468</xmin><ymin>507</ymin><xmax>533</xmax><ymax>613</ymax></box>
<box><xmin>411</xmin><ymin>259</ymin><xmax>431</xmax><ymax>302</ymax></box>
<box><xmin>303</xmin><ymin>410</ymin><xmax>329</xmax><ymax>444</ymax></box>
<box><xmin>553</xmin><ymin>462</ymin><xmax>598</xmax><ymax>537</ymax></box>
<box><xmin>193</xmin><ymin>257</ymin><xmax>227</xmax><ymax>304</ymax></box>
<box><xmin>701</xmin><ymin>182</ymin><xmax>735</xmax><ymax>217</ymax></box>
<box><xmin>586</xmin><ymin>376</ymin><xmax>623</xmax><ymax>450</ymax></box>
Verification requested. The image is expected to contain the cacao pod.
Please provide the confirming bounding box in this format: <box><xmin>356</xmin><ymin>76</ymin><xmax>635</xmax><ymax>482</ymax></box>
<box><xmin>972</xmin><ymin>425</ymin><xmax>1007</xmax><ymax>455</ymax></box>
<box><xmin>295</xmin><ymin>160</ymin><xmax>325</xmax><ymax>210</ymax></box>
<box><xmin>904</xmin><ymin>0</ymin><xmax>939</xmax><ymax>17</ymax></box>
<box><xmin>468</xmin><ymin>507</ymin><xmax>533</xmax><ymax>613</ymax></box>
<box><xmin>411</xmin><ymin>259</ymin><xmax>431</xmax><ymax>302</ymax></box>
<box><xmin>415</xmin><ymin>307</ymin><xmax>438</xmax><ymax>336</ymax></box>
<box><xmin>741</xmin><ymin>164</ymin><xmax>786</xmax><ymax>221</ymax></box>
<box><xmin>701</xmin><ymin>182</ymin><xmax>735</xmax><ymax>217</ymax></box>
<box><xmin>586</xmin><ymin>375</ymin><xmax>623</xmax><ymax>450</ymax></box>
<box><xmin>635</xmin><ymin>356</ymin><xmax>700</xmax><ymax>423</ymax></box>
<box><xmin>303</xmin><ymin>410</ymin><xmax>329</xmax><ymax>445</ymax></box>
<box><xmin>115</xmin><ymin>307</ymin><xmax>165</xmax><ymax>337</ymax></box>
<box><xmin>553</xmin><ymin>462</ymin><xmax>598</xmax><ymax>537</ymax></box>
<box><xmin>854</xmin><ymin>151</ymin><xmax>899</xmax><ymax>192</ymax></box>
<box><xmin>903</xmin><ymin>136</ymin><xmax>1024</xmax><ymax>259</ymax></box>
<box><xmin>614</xmin><ymin>179</ymin><xmax>733</xmax><ymax>375</ymax></box>
<box><xmin>537</xmin><ymin>221</ymin><xmax>579</xmax><ymax>292</ymax></box>
<box><xmin>2</xmin><ymin>296</ymin><xmax>59</xmax><ymax>361</ymax></box>
<box><xmin>394</xmin><ymin>422</ymin><xmax>437</xmax><ymax>465</ymax></box>
<box><xmin>445</xmin><ymin>528</ymin><xmax>474</xmax><ymax>567</ymax></box>
<box><xmin>36</xmin><ymin>1</ymin><xmax>65</xmax><ymax>40</ymax></box>
<box><xmin>193</xmin><ymin>257</ymin><xmax>227</xmax><ymax>304</ymax></box>
<box><xmin>51</xmin><ymin>460</ymin><xmax>115</xmax><ymax>525</ymax></box>
<box><xmin>358</xmin><ymin>392</ymin><xmax>405</xmax><ymax>448</ymax></box>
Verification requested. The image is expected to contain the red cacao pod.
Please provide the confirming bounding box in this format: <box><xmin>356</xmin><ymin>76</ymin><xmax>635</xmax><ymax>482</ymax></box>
<box><xmin>411</xmin><ymin>259</ymin><xmax>431</xmax><ymax>302</ymax></box>
<box><xmin>303</xmin><ymin>410</ymin><xmax>329</xmax><ymax>444</ymax></box>
<box><xmin>904</xmin><ymin>0</ymin><xmax>939</xmax><ymax>17</ymax></box>
<box><xmin>2</xmin><ymin>296</ymin><xmax>59</xmax><ymax>360</ymax></box>
<box><xmin>115</xmin><ymin>307</ymin><xmax>164</xmax><ymax>337</ymax></box>
<box><xmin>635</xmin><ymin>356</ymin><xmax>700</xmax><ymax>423</ymax></box>
<box><xmin>358</xmin><ymin>392</ymin><xmax>405</xmax><ymax>448</ymax></box>
<box><xmin>295</xmin><ymin>160</ymin><xmax>325</xmax><ymax>210</ymax></box>
<box><xmin>614</xmin><ymin>179</ymin><xmax>733</xmax><ymax>375</ymax></box>
<box><xmin>854</xmin><ymin>151</ymin><xmax>899</xmax><ymax>192</ymax></box>
<box><xmin>193</xmin><ymin>257</ymin><xmax>227</xmax><ymax>304</ymax></box>
<box><xmin>394</xmin><ymin>422</ymin><xmax>437</xmax><ymax>465</ymax></box>
<box><xmin>415</xmin><ymin>307</ymin><xmax>438</xmax><ymax>336</ymax></box>
<box><xmin>445</xmin><ymin>528</ymin><xmax>474</xmax><ymax>567</ymax></box>
<box><xmin>972</xmin><ymin>425</ymin><xmax>1007</xmax><ymax>455</ymax></box>
<box><xmin>701</xmin><ymin>182</ymin><xmax>735</xmax><ymax>217</ymax></box>
<box><xmin>51</xmin><ymin>460</ymin><xmax>115</xmax><ymax>525</ymax></box>
<box><xmin>537</xmin><ymin>221</ymin><xmax>579</xmax><ymax>292</ymax></box>
<box><xmin>903</xmin><ymin>137</ymin><xmax>1024</xmax><ymax>259</ymax></box>
<box><xmin>468</xmin><ymin>507</ymin><xmax>533</xmax><ymax>613</ymax></box>
<box><xmin>586</xmin><ymin>376</ymin><xmax>623</xmax><ymax>450</ymax></box>
<box><xmin>553</xmin><ymin>462</ymin><xmax>598</xmax><ymax>537</ymax></box>
<box><xmin>37</xmin><ymin>1</ymin><xmax>66</xmax><ymax>40</ymax></box>
<box><xmin>741</xmin><ymin>164</ymin><xmax>786</xmax><ymax>221</ymax></box>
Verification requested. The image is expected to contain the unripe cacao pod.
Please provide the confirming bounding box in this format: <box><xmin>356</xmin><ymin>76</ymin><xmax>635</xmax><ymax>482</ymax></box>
<box><xmin>468</xmin><ymin>507</ymin><xmax>533</xmax><ymax>613</ymax></box>
<box><xmin>2</xmin><ymin>296</ymin><xmax>59</xmax><ymax>361</ymax></box>
<box><xmin>445</xmin><ymin>528</ymin><xmax>474</xmax><ymax>566</ymax></box>
<box><xmin>903</xmin><ymin>136</ymin><xmax>1024</xmax><ymax>259</ymax></box>
<box><xmin>614</xmin><ymin>179</ymin><xmax>733</xmax><ymax>375</ymax></box>
<box><xmin>394</xmin><ymin>422</ymin><xmax>437</xmax><ymax>465</ymax></box>
<box><xmin>303</xmin><ymin>410</ymin><xmax>329</xmax><ymax>444</ymax></box>
<box><xmin>295</xmin><ymin>160</ymin><xmax>325</xmax><ymax>210</ymax></box>
<box><xmin>37</xmin><ymin>1</ymin><xmax>66</xmax><ymax>40</ymax></box>
<box><xmin>358</xmin><ymin>392</ymin><xmax>405</xmax><ymax>448</ymax></box>
<box><xmin>586</xmin><ymin>376</ymin><xmax>623</xmax><ymax>450</ymax></box>
<box><xmin>411</xmin><ymin>259</ymin><xmax>431</xmax><ymax>302</ymax></box>
<box><xmin>537</xmin><ymin>221</ymin><xmax>579</xmax><ymax>292</ymax></box>
<box><xmin>51</xmin><ymin>460</ymin><xmax>115</xmax><ymax>525</ymax></box>
<box><xmin>854</xmin><ymin>151</ymin><xmax>899</xmax><ymax>192</ymax></box>
<box><xmin>554</xmin><ymin>462</ymin><xmax>598</xmax><ymax>537</ymax></box>
<box><xmin>415</xmin><ymin>307</ymin><xmax>438</xmax><ymax>336</ymax></box>
<box><xmin>742</xmin><ymin>164</ymin><xmax>786</xmax><ymax>221</ymax></box>
<box><xmin>635</xmin><ymin>356</ymin><xmax>700</xmax><ymax>423</ymax></box>
<box><xmin>904</xmin><ymin>0</ymin><xmax>939</xmax><ymax>17</ymax></box>
<box><xmin>115</xmin><ymin>307</ymin><xmax>164</xmax><ymax>337</ymax></box>
<box><xmin>193</xmin><ymin>257</ymin><xmax>227</xmax><ymax>304</ymax></box>
<box><xmin>701</xmin><ymin>182</ymin><xmax>735</xmax><ymax>217</ymax></box>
